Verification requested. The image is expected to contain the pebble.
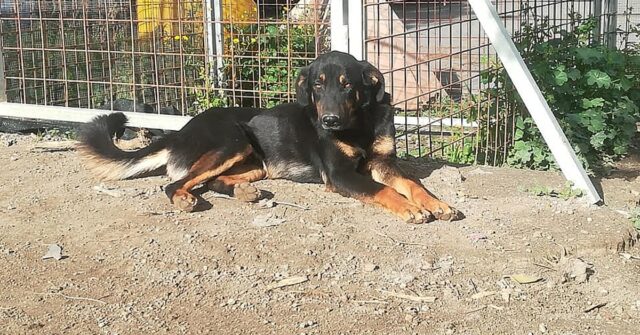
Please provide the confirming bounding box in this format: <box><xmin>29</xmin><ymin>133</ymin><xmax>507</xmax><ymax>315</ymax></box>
<box><xmin>299</xmin><ymin>320</ymin><xmax>316</xmax><ymax>328</ymax></box>
<box><xmin>587</xmin><ymin>217</ymin><xmax>593</xmax><ymax>223</ymax></box>
<box><xmin>10</xmin><ymin>156</ymin><xmax>18</xmax><ymax>161</ymax></box>
<box><xmin>539</xmin><ymin>323</ymin><xmax>547</xmax><ymax>333</ymax></box>
<box><xmin>363</xmin><ymin>263</ymin><xmax>378</xmax><ymax>272</ymax></box>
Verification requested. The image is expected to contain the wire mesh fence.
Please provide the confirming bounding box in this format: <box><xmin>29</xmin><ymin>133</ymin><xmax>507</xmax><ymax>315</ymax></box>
<box><xmin>0</xmin><ymin>0</ymin><xmax>638</xmax><ymax>165</ymax></box>
<box><xmin>364</xmin><ymin>0</ymin><xmax>640</xmax><ymax>164</ymax></box>
<box><xmin>0</xmin><ymin>0</ymin><xmax>329</xmax><ymax>115</ymax></box>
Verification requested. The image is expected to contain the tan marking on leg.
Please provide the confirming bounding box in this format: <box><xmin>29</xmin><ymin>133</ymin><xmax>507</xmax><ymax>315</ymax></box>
<box><xmin>369</xmin><ymin>160</ymin><xmax>458</xmax><ymax>221</ymax></box>
<box><xmin>361</xmin><ymin>186</ymin><xmax>430</xmax><ymax>224</ymax></box>
<box><xmin>371</xmin><ymin>136</ymin><xmax>396</xmax><ymax>156</ymax></box>
<box><xmin>335</xmin><ymin>139</ymin><xmax>364</xmax><ymax>159</ymax></box>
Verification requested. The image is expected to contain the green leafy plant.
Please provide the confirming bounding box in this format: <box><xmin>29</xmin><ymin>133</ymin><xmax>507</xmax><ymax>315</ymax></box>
<box><xmin>487</xmin><ymin>16</ymin><xmax>640</xmax><ymax>173</ymax></box>
<box><xmin>525</xmin><ymin>181</ymin><xmax>583</xmax><ymax>200</ymax></box>
<box><xmin>225</xmin><ymin>20</ymin><xmax>317</xmax><ymax>108</ymax></box>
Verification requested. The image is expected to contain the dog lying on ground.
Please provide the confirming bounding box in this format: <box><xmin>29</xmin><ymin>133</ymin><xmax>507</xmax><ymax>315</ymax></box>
<box><xmin>78</xmin><ymin>51</ymin><xmax>458</xmax><ymax>223</ymax></box>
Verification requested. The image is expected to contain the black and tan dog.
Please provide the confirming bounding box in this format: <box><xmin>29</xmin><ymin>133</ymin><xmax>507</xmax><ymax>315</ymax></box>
<box><xmin>78</xmin><ymin>51</ymin><xmax>458</xmax><ymax>223</ymax></box>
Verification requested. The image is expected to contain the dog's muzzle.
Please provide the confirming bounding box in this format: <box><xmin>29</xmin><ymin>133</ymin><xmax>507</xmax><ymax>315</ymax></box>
<box><xmin>321</xmin><ymin>114</ymin><xmax>342</xmax><ymax>130</ymax></box>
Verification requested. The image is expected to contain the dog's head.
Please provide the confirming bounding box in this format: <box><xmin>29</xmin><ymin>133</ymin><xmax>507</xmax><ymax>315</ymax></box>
<box><xmin>296</xmin><ymin>51</ymin><xmax>385</xmax><ymax>131</ymax></box>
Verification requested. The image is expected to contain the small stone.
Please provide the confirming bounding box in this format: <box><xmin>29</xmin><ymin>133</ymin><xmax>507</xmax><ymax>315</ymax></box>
<box><xmin>587</xmin><ymin>217</ymin><xmax>593</xmax><ymax>223</ymax></box>
<box><xmin>363</xmin><ymin>263</ymin><xmax>378</xmax><ymax>272</ymax></box>
<box><xmin>226</xmin><ymin>298</ymin><xmax>237</xmax><ymax>306</ymax></box>
<box><xmin>299</xmin><ymin>320</ymin><xmax>316</xmax><ymax>328</ymax></box>
<box><xmin>404</xmin><ymin>314</ymin><xmax>414</xmax><ymax>322</ymax></box>
<box><xmin>10</xmin><ymin>156</ymin><xmax>18</xmax><ymax>161</ymax></box>
<box><xmin>539</xmin><ymin>323</ymin><xmax>547</xmax><ymax>333</ymax></box>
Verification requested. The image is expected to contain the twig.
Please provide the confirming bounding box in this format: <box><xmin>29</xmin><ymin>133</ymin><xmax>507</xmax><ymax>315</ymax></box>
<box><xmin>353</xmin><ymin>300</ymin><xmax>388</xmax><ymax>305</ymax></box>
<box><xmin>465</xmin><ymin>305</ymin><xmax>487</xmax><ymax>314</ymax></box>
<box><xmin>533</xmin><ymin>262</ymin><xmax>556</xmax><ymax>271</ymax></box>
<box><xmin>0</xmin><ymin>307</ymin><xmax>15</xmax><ymax>310</ymax></box>
<box><xmin>31</xmin><ymin>140</ymin><xmax>77</xmax><ymax>152</ymax></box>
<box><xmin>379</xmin><ymin>290</ymin><xmax>436</xmax><ymax>303</ymax></box>
<box><xmin>584</xmin><ymin>302</ymin><xmax>607</xmax><ymax>313</ymax></box>
<box><xmin>488</xmin><ymin>304</ymin><xmax>504</xmax><ymax>311</ymax></box>
<box><xmin>275</xmin><ymin>201</ymin><xmax>310</xmax><ymax>210</ymax></box>
<box><xmin>210</xmin><ymin>193</ymin><xmax>234</xmax><ymax>200</ymax></box>
<box><xmin>93</xmin><ymin>185</ymin><xmax>122</xmax><ymax>198</ymax></box>
<box><xmin>33</xmin><ymin>292</ymin><xmax>107</xmax><ymax>305</ymax></box>
<box><xmin>374</xmin><ymin>230</ymin><xmax>428</xmax><ymax>247</ymax></box>
<box><xmin>265</xmin><ymin>276</ymin><xmax>308</xmax><ymax>291</ymax></box>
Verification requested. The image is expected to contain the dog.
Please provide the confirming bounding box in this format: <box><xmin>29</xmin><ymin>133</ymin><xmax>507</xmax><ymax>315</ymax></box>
<box><xmin>78</xmin><ymin>51</ymin><xmax>458</xmax><ymax>223</ymax></box>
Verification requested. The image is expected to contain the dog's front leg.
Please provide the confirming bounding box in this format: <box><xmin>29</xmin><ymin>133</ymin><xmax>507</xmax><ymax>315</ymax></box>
<box><xmin>367</xmin><ymin>157</ymin><xmax>458</xmax><ymax>221</ymax></box>
<box><xmin>325</xmin><ymin>167</ymin><xmax>432</xmax><ymax>224</ymax></box>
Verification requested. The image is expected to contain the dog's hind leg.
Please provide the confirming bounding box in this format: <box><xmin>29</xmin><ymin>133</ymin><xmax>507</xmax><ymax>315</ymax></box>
<box><xmin>207</xmin><ymin>163</ymin><xmax>266</xmax><ymax>202</ymax></box>
<box><xmin>165</xmin><ymin>145</ymin><xmax>253</xmax><ymax>212</ymax></box>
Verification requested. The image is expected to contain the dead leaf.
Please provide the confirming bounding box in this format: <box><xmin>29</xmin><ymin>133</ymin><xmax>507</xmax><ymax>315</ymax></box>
<box><xmin>562</xmin><ymin>258</ymin><xmax>594</xmax><ymax>283</ymax></box>
<box><xmin>252</xmin><ymin>214</ymin><xmax>286</xmax><ymax>227</ymax></box>
<box><xmin>380</xmin><ymin>290</ymin><xmax>437</xmax><ymax>303</ymax></box>
<box><xmin>257</xmin><ymin>199</ymin><xmax>275</xmax><ymax>209</ymax></box>
<box><xmin>42</xmin><ymin>244</ymin><xmax>63</xmax><ymax>260</ymax></box>
<box><xmin>510</xmin><ymin>274</ymin><xmax>542</xmax><ymax>284</ymax></box>
<box><xmin>93</xmin><ymin>184</ymin><xmax>122</xmax><ymax>198</ymax></box>
<box><xmin>265</xmin><ymin>276</ymin><xmax>308</xmax><ymax>291</ymax></box>
<box><xmin>471</xmin><ymin>291</ymin><xmax>497</xmax><ymax>300</ymax></box>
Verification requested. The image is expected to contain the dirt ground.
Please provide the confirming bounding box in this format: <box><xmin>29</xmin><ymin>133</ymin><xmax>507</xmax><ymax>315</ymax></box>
<box><xmin>1</xmin><ymin>132</ymin><xmax>639</xmax><ymax>335</ymax></box>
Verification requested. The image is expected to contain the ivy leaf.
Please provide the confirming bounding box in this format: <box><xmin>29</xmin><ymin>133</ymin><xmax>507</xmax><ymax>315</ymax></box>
<box><xmin>514</xmin><ymin>129</ymin><xmax>524</xmax><ymax>141</ymax></box>
<box><xmin>581</xmin><ymin>98</ymin><xmax>605</xmax><ymax>109</ymax></box>
<box><xmin>566</xmin><ymin>68</ymin><xmax>582</xmax><ymax>80</ymax></box>
<box><xmin>585</xmin><ymin>70</ymin><xmax>611</xmax><ymax>88</ymax></box>
<box><xmin>590</xmin><ymin>132</ymin><xmax>607</xmax><ymax>149</ymax></box>
<box><xmin>553</xmin><ymin>67</ymin><xmax>568</xmax><ymax>86</ymax></box>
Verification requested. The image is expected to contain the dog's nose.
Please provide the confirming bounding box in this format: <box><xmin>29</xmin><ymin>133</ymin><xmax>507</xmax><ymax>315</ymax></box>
<box><xmin>322</xmin><ymin>115</ymin><xmax>341</xmax><ymax>128</ymax></box>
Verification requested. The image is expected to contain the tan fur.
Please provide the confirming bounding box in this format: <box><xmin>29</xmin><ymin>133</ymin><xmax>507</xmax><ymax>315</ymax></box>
<box><xmin>372</xmin><ymin>136</ymin><xmax>395</xmax><ymax>156</ymax></box>
<box><xmin>335</xmin><ymin>140</ymin><xmax>364</xmax><ymax>159</ymax></box>
<box><xmin>265</xmin><ymin>161</ymin><xmax>314</xmax><ymax>179</ymax></box>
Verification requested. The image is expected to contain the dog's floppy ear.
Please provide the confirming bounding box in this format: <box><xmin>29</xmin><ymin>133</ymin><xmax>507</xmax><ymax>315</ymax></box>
<box><xmin>295</xmin><ymin>66</ymin><xmax>311</xmax><ymax>106</ymax></box>
<box><xmin>360</xmin><ymin>60</ymin><xmax>386</xmax><ymax>102</ymax></box>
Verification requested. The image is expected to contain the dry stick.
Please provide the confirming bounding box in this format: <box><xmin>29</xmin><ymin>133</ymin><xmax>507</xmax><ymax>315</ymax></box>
<box><xmin>33</xmin><ymin>292</ymin><xmax>107</xmax><ymax>305</ymax></box>
<box><xmin>379</xmin><ymin>290</ymin><xmax>436</xmax><ymax>303</ymax></box>
<box><xmin>465</xmin><ymin>305</ymin><xmax>487</xmax><ymax>314</ymax></box>
<box><xmin>353</xmin><ymin>300</ymin><xmax>389</xmax><ymax>305</ymax></box>
<box><xmin>374</xmin><ymin>230</ymin><xmax>428</xmax><ymax>247</ymax></box>
<box><xmin>274</xmin><ymin>201</ymin><xmax>309</xmax><ymax>210</ymax></box>
<box><xmin>533</xmin><ymin>262</ymin><xmax>556</xmax><ymax>271</ymax></box>
<box><xmin>31</xmin><ymin>140</ymin><xmax>78</xmax><ymax>151</ymax></box>
<box><xmin>213</xmin><ymin>192</ymin><xmax>309</xmax><ymax>210</ymax></box>
<box><xmin>584</xmin><ymin>302</ymin><xmax>607</xmax><ymax>313</ymax></box>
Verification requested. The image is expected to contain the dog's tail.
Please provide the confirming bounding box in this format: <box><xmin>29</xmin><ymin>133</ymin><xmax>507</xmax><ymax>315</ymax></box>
<box><xmin>78</xmin><ymin>112</ymin><xmax>171</xmax><ymax>180</ymax></box>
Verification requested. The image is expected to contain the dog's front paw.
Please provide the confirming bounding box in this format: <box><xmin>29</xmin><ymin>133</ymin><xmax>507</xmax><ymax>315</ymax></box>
<box><xmin>395</xmin><ymin>203</ymin><xmax>434</xmax><ymax>224</ymax></box>
<box><xmin>172</xmin><ymin>191</ymin><xmax>198</xmax><ymax>212</ymax></box>
<box><xmin>426</xmin><ymin>201</ymin><xmax>459</xmax><ymax>221</ymax></box>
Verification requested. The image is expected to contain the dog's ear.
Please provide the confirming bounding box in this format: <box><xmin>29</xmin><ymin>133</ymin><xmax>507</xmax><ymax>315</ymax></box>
<box><xmin>360</xmin><ymin>60</ymin><xmax>385</xmax><ymax>102</ymax></box>
<box><xmin>295</xmin><ymin>66</ymin><xmax>311</xmax><ymax>106</ymax></box>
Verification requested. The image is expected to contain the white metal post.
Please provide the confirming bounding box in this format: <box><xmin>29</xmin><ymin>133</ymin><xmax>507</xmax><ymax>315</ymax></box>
<box><xmin>210</xmin><ymin>0</ymin><xmax>224</xmax><ymax>84</ymax></box>
<box><xmin>0</xmin><ymin>45</ymin><xmax>6</xmax><ymax>102</ymax></box>
<box><xmin>330</xmin><ymin>0</ymin><xmax>349</xmax><ymax>53</ymax></box>
<box><xmin>347</xmin><ymin>0</ymin><xmax>364</xmax><ymax>60</ymax></box>
<box><xmin>467</xmin><ymin>0</ymin><xmax>602</xmax><ymax>204</ymax></box>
